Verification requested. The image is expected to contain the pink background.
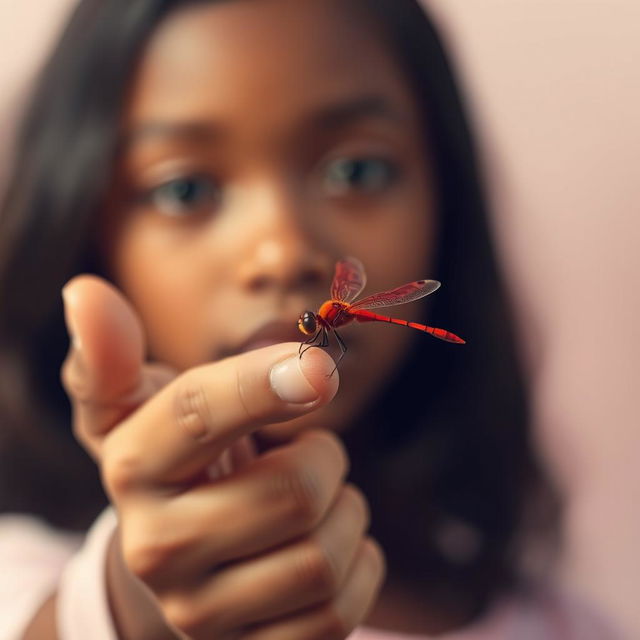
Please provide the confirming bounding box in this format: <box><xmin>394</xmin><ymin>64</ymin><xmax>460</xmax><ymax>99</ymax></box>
<box><xmin>424</xmin><ymin>3</ymin><xmax>640</xmax><ymax>635</ymax></box>
<box><xmin>1</xmin><ymin>1</ymin><xmax>639</xmax><ymax>635</ymax></box>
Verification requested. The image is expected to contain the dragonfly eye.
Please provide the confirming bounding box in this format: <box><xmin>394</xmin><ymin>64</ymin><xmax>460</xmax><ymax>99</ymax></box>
<box><xmin>298</xmin><ymin>311</ymin><xmax>317</xmax><ymax>336</ymax></box>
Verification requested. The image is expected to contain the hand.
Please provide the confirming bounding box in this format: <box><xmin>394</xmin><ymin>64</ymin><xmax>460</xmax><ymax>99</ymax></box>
<box><xmin>61</xmin><ymin>275</ymin><xmax>385</xmax><ymax>640</ymax></box>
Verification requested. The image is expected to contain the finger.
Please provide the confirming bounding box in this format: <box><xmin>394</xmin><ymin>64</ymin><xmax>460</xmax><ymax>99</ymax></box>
<box><xmin>61</xmin><ymin>275</ymin><xmax>178</xmax><ymax>458</ymax></box>
<box><xmin>120</xmin><ymin>431</ymin><xmax>350</xmax><ymax>584</ymax></box>
<box><xmin>228</xmin><ymin>434</ymin><xmax>258</xmax><ymax>471</ymax></box>
<box><xmin>101</xmin><ymin>343</ymin><xmax>339</xmax><ymax>493</ymax></box>
<box><xmin>238</xmin><ymin>538</ymin><xmax>385</xmax><ymax>640</ymax></box>
<box><xmin>158</xmin><ymin>483</ymin><xmax>370</xmax><ymax>636</ymax></box>
<box><xmin>61</xmin><ymin>275</ymin><xmax>145</xmax><ymax>407</ymax></box>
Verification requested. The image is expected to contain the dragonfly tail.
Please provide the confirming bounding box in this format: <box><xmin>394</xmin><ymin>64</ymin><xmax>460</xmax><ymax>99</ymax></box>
<box><xmin>352</xmin><ymin>310</ymin><xmax>465</xmax><ymax>344</ymax></box>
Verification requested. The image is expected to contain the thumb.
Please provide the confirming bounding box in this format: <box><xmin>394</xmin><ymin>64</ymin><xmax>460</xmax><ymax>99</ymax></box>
<box><xmin>61</xmin><ymin>274</ymin><xmax>175</xmax><ymax>459</ymax></box>
<box><xmin>62</xmin><ymin>274</ymin><xmax>144</xmax><ymax>400</ymax></box>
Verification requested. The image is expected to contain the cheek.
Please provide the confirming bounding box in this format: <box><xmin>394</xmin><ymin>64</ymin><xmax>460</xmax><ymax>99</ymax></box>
<box><xmin>361</xmin><ymin>215</ymin><xmax>433</xmax><ymax>284</ymax></box>
<box><xmin>338</xmin><ymin>177</ymin><xmax>436</xmax><ymax>295</ymax></box>
<box><xmin>106</xmin><ymin>219</ymin><xmax>217</xmax><ymax>368</ymax></box>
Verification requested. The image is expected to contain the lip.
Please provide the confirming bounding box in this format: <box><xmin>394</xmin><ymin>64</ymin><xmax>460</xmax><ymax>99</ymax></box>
<box><xmin>232</xmin><ymin>319</ymin><xmax>305</xmax><ymax>356</ymax></box>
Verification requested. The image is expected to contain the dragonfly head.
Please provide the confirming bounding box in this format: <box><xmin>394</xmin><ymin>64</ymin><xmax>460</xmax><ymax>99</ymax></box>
<box><xmin>297</xmin><ymin>310</ymin><xmax>317</xmax><ymax>336</ymax></box>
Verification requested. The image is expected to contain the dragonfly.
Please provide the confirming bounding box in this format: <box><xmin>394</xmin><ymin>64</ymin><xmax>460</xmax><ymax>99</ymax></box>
<box><xmin>298</xmin><ymin>257</ymin><xmax>465</xmax><ymax>373</ymax></box>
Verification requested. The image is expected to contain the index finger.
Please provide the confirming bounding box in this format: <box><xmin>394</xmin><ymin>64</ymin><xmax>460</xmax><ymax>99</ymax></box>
<box><xmin>101</xmin><ymin>342</ymin><xmax>338</xmax><ymax>494</ymax></box>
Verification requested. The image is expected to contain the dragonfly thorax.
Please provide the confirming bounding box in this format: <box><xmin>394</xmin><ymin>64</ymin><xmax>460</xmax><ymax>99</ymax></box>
<box><xmin>297</xmin><ymin>310</ymin><xmax>318</xmax><ymax>336</ymax></box>
<box><xmin>318</xmin><ymin>300</ymin><xmax>353</xmax><ymax>328</ymax></box>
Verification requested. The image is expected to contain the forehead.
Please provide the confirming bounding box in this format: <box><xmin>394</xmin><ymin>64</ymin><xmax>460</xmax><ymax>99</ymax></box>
<box><xmin>124</xmin><ymin>0</ymin><xmax>422</xmax><ymax>132</ymax></box>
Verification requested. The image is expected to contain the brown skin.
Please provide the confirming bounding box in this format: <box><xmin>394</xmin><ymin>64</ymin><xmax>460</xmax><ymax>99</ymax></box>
<box><xmin>102</xmin><ymin>0</ymin><xmax>436</xmax><ymax>445</ymax></box>
<box><xmin>25</xmin><ymin>0</ymin><xmax>447</xmax><ymax>637</ymax></box>
<box><xmin>59</xmin><ymin>278</ymin><xmax>381</xmax><ymax>640</ymax></box>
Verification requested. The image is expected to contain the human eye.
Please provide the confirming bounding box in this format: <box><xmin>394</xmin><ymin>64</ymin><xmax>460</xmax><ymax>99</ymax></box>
<box><xmin>142</xmin><ymin>174</ymin><xmax>221</xmax><ymax>216</ymax></box>
<box><xmin>322</xmin><ymin>156</ymin><xmax>399</xmax><ymax>197</ymax></box>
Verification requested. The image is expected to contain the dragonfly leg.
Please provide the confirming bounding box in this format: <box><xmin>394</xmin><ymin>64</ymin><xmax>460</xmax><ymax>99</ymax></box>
<box><xmin>328</xmin><ymin>329</ymin><xmax>348</xmax><ymax>377</ymax></box>
<box><xmin>299</xmin><ymin>327</ymin><xmax>323</xmax><ymax>358</ymax></box>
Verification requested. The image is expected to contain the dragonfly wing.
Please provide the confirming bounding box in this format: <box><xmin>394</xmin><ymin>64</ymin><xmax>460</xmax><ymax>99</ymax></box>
<box><xmin>331</xmin><ymin>257</ymin><xmax>367</xmax><ymax>303</ymax></box>
<box><xmin>350</xmin><ymin>279</ymin><xmax>440</xmax><ymax>310</ymax></box>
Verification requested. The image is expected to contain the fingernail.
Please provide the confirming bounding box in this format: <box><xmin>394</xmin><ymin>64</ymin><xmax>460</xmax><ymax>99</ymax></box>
<box><xmin>61</xmin><ymin>286</ymin><xmax>83</xmax><ymax>351</ymax></box>
<box><xmin>269</xmin><ymin>355</ymin><xmax>321</xmax><ymax>404</ymax></box>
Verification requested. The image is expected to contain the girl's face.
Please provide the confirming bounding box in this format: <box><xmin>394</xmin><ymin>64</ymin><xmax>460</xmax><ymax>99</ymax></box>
<box><xmin>103</xmin><ymin>0</ymin><xmax>436</xmax><ymax>442</ymax></box>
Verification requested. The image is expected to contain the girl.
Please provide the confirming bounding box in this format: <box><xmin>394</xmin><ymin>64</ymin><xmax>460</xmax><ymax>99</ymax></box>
<box><xmin>0</xmin><ymin>0</ymin><xmax>618</xmax><ymax>638</ymax></box>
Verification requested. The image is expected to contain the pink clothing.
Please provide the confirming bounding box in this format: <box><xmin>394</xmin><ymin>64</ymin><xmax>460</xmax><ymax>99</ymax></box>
<box><xmin>0</xmin><ymin>509</ymin><xmax>622</xmax><ymax>640</ymax></box>
<box><xmin>0</xmin><ymin>514</ymin><xmax>80</xmax><ymax>639</ymax></box>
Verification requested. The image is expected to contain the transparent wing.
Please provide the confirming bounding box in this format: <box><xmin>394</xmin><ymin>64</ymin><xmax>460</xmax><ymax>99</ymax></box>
<box><xmin>350</xmin><ymin>279</ymin><xmax>440</xmax><ymax>310</ymax></box>
<box><xmin>330</xmin><ymin>257</ymin><xmax>367</xmax><ymax>303</ymax></box>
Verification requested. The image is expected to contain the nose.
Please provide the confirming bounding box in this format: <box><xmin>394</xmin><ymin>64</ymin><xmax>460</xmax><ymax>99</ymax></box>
<box><xmin>235</xmin><ymin>183</ymin><xmax>333</xmax><ymax>294</ymax></box>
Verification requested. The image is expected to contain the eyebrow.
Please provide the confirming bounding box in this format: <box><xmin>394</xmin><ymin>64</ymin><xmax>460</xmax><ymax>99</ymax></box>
<box><xmin>123</xmin><ymin>95</ymin><xmax>405</xmax><ymax>147</ymax></box>
<box><xmin>123</xmin><ymin>121</ymin><xmax>221</xmax><ymax>146</ymax></box>
<box><xmin>306</xmin><ymin>95</ymin><xmax>406</xmax><ymax>131</ymax></box>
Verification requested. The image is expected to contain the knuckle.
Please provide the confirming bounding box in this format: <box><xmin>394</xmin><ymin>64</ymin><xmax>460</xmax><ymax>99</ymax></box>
<box><xmin>309</xmin><ymin>430</ymin><xmax>350</xmax><ymax>478</ymax></box>
<box><xmin>342</xmin><ymin>484</ymin><xmax>370</xmax><ymax>530</ymax></box>
<box><xmin>161</xmin><ymin>594</ymin><xmax>232</xmax><ymax>637</ymax></box>
<box><xmin>363</xmin><ymin>537</ymin><xmax>387</xmax><ymax>583</ymax></box>
<box><xmin>328</xmin><ymin>432</ymin><xmax>350</xmax><ymax>475</ymax></box>
<box><xmin>296</xmin><ymin>541</ymin><xmax>341</xmax><ymax>597</ymax></box>
<box><xmin>276</xmin><ymin>463</ymin><xmax>324</xmax><ymax>528</ymax></box>
<box><xmin>60</xmin><ymin>354</ymin><xmax>91</xmax><ymax>403</ymax></box>
<box><xmin>122</xmin><ymin>525</ymin><xmax>192</xmax><ymax>584</ymax></box>
<box><xmin>101</xmin><ymin>449</ymin><xmax>142</xmax><ymax>495</ymax></box>
<box><xmin>317</xmin><ymin>604</ymin><xmax>350</xmax><ymax>640</ymax></box>
<box><xmin>173</xmin><ymin>377</ymin><xmax>217</xmax><ymax>443</ymax></box>
<box><xmin>59</xmin><ymin>357</ymin><xmax>73</xmax><ymax>392</ymax></box>
<box><xmin>121</xmin><ymin>516</ymin><xmax>194</xmax><ymax>588</ymax></box>
<box><xmin>162</xmin><ymin>596</ymin><xmax>207</xmax><ymax>636</ymax></box>
<box><xmin>122</xmin><ymin>538</ymin><xmax>172</xmax><ymax>583</ymax></box>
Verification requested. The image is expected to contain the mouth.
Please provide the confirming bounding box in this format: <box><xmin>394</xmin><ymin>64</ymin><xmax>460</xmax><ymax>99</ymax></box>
<box><xmin>229</xmin><ymin>319</ymin><xmax>305</xmax><ymax>357</ymax></box>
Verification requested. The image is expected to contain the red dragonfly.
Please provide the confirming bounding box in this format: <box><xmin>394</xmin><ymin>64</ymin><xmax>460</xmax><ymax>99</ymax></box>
<box><xmin>298</xmin><ymin>257</ymin><xmax>465</xmax><ymax>372</ymax></box>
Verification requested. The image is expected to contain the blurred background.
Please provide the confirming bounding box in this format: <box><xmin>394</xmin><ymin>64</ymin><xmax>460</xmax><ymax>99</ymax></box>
<box><xmin>420</xmin><ymin>4</ymin><xmax>640</xmax><ymax>631</ymax></box>
<box><xmin>1</xmin><ymin>0</ymin><xmax>638</xmax><ymax>632</ymax></box>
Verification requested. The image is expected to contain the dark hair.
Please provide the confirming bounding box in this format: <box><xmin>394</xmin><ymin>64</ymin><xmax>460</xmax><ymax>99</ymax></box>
<box><xmin>0</xmin><ymin>0</ymin><xmax>548</xmax><ymax>624</ymax></box>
